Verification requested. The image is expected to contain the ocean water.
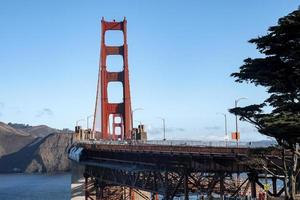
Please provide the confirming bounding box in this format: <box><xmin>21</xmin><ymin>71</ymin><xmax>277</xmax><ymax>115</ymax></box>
<box><xmin>0</xmin><ymin>173</ymin><xmax>71</xmax><ymax>200</ymax></box>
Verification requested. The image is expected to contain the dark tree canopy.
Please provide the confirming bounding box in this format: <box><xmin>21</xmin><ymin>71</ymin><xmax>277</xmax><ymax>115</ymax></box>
<box><xmin>230</xmin><ymin>9</ymin><xmax>300</xmax><ymax>147</ymax></box>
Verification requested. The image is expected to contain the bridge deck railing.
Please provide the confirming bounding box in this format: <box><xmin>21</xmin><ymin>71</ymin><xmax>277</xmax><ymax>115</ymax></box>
<box><xmin>77</xmin><ymin>139</ymin><xmax>275</xmax><ymax>149</ymax></box>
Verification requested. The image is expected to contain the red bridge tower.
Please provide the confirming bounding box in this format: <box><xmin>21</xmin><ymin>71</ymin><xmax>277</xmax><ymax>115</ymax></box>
<box><xmin>93</xmin><ymin>18</ymin><xmax>132</xmax><ymax>140</ymax></box>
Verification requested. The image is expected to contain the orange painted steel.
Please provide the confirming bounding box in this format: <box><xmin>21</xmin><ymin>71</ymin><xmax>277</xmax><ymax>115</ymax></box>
<box><xmin>94</xmin><ymin>18</ymin><xmax>132</xmax><ymax>140</ymax></box>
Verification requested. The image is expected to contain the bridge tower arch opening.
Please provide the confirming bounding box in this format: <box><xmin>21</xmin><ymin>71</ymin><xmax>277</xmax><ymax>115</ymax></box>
<box><xmin>93</xmin><ymin>18</ymin><xmax>132</xmax><ymax>140</ymax></box>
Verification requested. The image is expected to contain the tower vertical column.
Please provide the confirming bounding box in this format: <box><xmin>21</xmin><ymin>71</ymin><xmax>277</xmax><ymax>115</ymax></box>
<box><xmin>122</xmin><ymin>19</ymin><xmax>132</xmax><ymax>140</ymax></box>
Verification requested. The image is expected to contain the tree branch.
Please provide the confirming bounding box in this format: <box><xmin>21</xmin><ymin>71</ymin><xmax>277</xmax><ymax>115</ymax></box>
<box><xmin>296</xmin><ymin>167</ymin><xmax>300</xmax><ymax>177</ymax></box>
<box><xmin>241</xmin><ymin>115</ymin><xmax>264</xmax><ymax>130</ymax></box>
<box><xmin>294</xmin><ymin>149</ymin><xmax>300</xmax><ymax>157</ymax></box>
<box><xmin>282</xmin><ymin>148</ymin><xmax>290</xmax><ymax>198</ymax></box>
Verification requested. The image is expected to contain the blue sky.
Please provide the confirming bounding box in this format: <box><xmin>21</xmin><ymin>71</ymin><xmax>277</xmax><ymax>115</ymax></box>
<box><xmin>0</xmin><ymin>1</ymin><xmax>298</xmax><ymax>141</ymax></box>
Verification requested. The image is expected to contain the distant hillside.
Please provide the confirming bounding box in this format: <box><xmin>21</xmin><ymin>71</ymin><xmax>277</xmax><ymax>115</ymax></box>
<box><xmin>8</xmin><ymin>123</ymin><xmax>61</xmax><ymax>138</ymax></box>
<box><xmin>250</xmin><ymin>140</ymin><xmax>277</xmax><ymax>147</ymax></box>
<box><xmin>0</xmin><ymin>122</ymin><xmax>74</xmax><ymax>173</ymax></box>
<box><xmin>0</xmin><ymin>122</ymin><xmax>35</xmax><ymax>157</ymax></box>
<box><xmin>0</xmin><ymin>132</ymin><xmax>73</xmax><ymax>173</ymax></box>
<box><xmin>27</xmin><ymin>133</ymin><xmax>73</xmax><ymax>172</ymax></box>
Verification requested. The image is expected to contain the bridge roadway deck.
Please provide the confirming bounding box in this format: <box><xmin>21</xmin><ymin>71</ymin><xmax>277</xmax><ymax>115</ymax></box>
<box><xmin>69</xmin><ymin>140</ymin><xmax>283</xmax><ymax>198</ymax></box>
<box><xmin>72</xmin><ymin>140</ymin><xmax>280</xmax><ymax>173</ymax></box>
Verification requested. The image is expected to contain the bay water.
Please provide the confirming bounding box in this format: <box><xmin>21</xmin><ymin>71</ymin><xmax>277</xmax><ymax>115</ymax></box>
<box><xmin>0</xmin><ymin>173</ymin><xmax>71</xmax><ymax>200</ymax></box>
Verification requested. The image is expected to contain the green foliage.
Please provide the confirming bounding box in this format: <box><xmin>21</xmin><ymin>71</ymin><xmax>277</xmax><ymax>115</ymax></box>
<box><xmin>230</xmin><ymin>9</ymin><xmax>300</xmax><ymax>147</ymax></box>
<box><xmin>8</xmin><ymin>123</ymin><xmax>32</xmax><ymax>129</ymax></box>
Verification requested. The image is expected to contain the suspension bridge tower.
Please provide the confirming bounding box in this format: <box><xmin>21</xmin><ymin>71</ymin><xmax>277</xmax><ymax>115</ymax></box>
<box><xmin>93</xmin><ymin>18</ymin><xmax>132</xmax><ymax>141</ymax></box>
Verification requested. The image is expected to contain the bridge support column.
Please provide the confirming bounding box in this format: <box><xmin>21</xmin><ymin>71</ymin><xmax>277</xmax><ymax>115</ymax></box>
<box><xmin>237</xmin><ymin>172</ymin><xmax>240</xmax><ymax>197</ymax></box>
<box><xmin>220</xmin><ymin>174</ymin><xmax>225</xmax><ymax>200</ymax></box>
<box><xmin>296</xmin><ymin>175</ymin><xmax>300</xmax><ymax>197</ymax></box>
<box><xmin>248</xmin><ymin>172</ymin><xmax>257</xmax><ymax>200</ymax></box>
<box><xmin>95</xmin><ymin>182</ymin><xmax>105</xmax><ymax>200</ymax></box>
<box><xmin>84</xmin><ymin>175</ymin><xmax>89</xmax><ymax>200</ymax></box>
<box><xmin>129</xmin><ymin>188</ymin><xmax>135</xmax><ymax>200</ymax></box>
<box><xmin>95</xmin><ymin>186</ymin><xmax>101</xmax><ymax>200</ymax></box>
<box><xmin>272</xmin><ymin>177</ymin><xmax>277</xmax><ymax>196</ymax></box>
<box><xmin>122</xmin><ymin>186</ymin><xmax>126</xmax><ymax>200</ymax></box>
<box><xmin>163</xmin><ymin>171</ymin><xmax>169</xmax><ymax>200</ymax></box>
<box><xmin>184</xmin><ymin>172</ymin><xmax>189</xmax><ymax>200</ymax></box>
<box><xmin>151</xmin><ymin>193</ymin><xmax>158</xmax><ymax>200</ymax></box>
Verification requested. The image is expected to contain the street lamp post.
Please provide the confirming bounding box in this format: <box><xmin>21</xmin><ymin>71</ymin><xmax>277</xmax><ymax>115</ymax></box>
<box><xmin>75</xmin><ymin>118</ymin><xmax>85</xmax><ymax>140</ymax></box>
<box><xmin>76</xmin><ymin>118</ymin><xmax>85</xmax><ymax>127</ymax></box>
<box><xmin>234</xmin><ymin>98</ymin><xmax>246</xmax><ymax>197</ymax></box>
<box><xmin>86</xmin><ymin>115</ymin><xmax>94</xmax><ymax>139</ymax></box>
<box><xmin>157</xmin><ymin>117</ymin><xmax>166</xmax><ymax>141</ymax></box>
<box><xmin>131</xmin><ymin>108</ymin><xmax>143</xmax><ymax>140</ymax></box>
<box><xmin>87</xmin><ymin>115</ymin><xmax>94</xmax><ymax>129</ymax></box>
<box><xmin>131</xmin><ymin>108</ymin><xmax>143</xmax><ymax>129</ymax></box>
<box><xmin>234</xmin><ymin>97</ymin><xmax>247</xmax><ymax>147</ymax></box>
<box><xmin>217</xmin><ymin>113</ymin><xmax>228</xmax><ymax>146</ymax></box>
<box><xmin>135</xmin><ymin>120</ymin><xmax>142</xmax><ymax>125</ymax></box>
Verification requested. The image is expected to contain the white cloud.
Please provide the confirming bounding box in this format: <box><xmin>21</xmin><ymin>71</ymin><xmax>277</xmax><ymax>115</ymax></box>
<box><xmin>148</xmin><ymin>126</ymin><xmax>185</xmax><ymax>136</ymax></box>
<box><xmin>204</xmin><ymin>125</ymin><xmax>221</xmax><ymax>130</ymax></box>
<box><xmin>36</xmin><ymin>108</ymin><xmax>54</xmax><ymax>118</ymax></box>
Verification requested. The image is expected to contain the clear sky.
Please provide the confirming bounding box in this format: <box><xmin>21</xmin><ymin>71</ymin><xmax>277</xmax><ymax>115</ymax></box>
<box><xmin>0</xmin><ymin>1</ymin><xmax>298</xmax><ymax>141</ymax></box>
